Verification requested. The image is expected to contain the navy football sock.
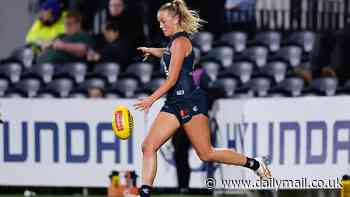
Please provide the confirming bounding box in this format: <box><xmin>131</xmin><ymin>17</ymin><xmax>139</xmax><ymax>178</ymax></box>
<box><xmin>243</xmin><ymin>157</ymin><xmax>260</xmax><ymax>171</ymax></box>
<box><xmin>140</xmin><ymin>185</ymin><xmax>152</xmax><ymax>197</ymax></box>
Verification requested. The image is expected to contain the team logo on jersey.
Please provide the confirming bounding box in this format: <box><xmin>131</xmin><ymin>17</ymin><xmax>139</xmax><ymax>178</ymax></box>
<box><xmin>180</xmin><ymin>109</ymin><xmax>189</xmax><ymax>119</ymax></box>
<box><xmin>193</xmin><ymin>106</ymin><xmax>198</xmax><ymax>112</ymax></box>
<box><xmin>180</xmin><ymin>109</ymin><xmax>187</xmax><ymax>117</ymax></box>
<box><xmin>176</xmin><ymin>90</ymin><xmax>185</xmax><ymax>95</ymax></box>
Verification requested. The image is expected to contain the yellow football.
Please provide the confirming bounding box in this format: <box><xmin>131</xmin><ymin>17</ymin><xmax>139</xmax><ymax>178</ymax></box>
<box><xmin>112</xmin><ymin>105</ymin><xmax>134</xmax><ymax>140</ymax></box>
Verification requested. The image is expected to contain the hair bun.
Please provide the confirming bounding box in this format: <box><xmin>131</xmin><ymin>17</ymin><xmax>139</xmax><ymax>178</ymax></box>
<box><xmin>172</xmin><ymin>0</ymin><xmax>183</xmax><ymax>7</ymax></box>
<box><xmin>160</xmin><ymin>0</ymin><xmax>204</xmax><ymax>33</ymax></box>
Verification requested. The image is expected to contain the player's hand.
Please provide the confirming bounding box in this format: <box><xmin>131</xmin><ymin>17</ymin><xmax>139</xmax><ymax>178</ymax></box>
<box><xmin>137</xmin><ymin>47</ymin><xmax>150</xmax><ymax>54</ymax></box>
<box><xmin>133</xmin><ymin>96</ymin><xmax>155</xmax><ymax>111</ymax></box>
<box><xmin>137</xmin><ymin>47</ymin><xmax>151</xmax><ymax>61</ymax></box>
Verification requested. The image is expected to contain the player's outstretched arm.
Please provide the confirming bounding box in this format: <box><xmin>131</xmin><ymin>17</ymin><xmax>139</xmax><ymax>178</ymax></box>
<box><xmin>137</xmin><ymin>47</ymin><xmax>166</xmax><ymax>58</ymax></box>
<box><xmin>134</xmin><ymin>38</ymin><xmax>189</xmax><ymax>111</ymax></box>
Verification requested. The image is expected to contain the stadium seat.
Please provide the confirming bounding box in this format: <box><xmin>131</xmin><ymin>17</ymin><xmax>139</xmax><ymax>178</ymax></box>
<box><xmin>288</xmin><ymin>31</ymin><xmax>316</xmax><ymax>53</ymax></box>
<box><xmin>20</xmin><ymin>48</ymin><xmax>34</xmax><ymax>69</ymax></box>
<box><xmin>340</xmin><ymin>79</ymin><xmax>350</xmax><ymax>93</ymax></box>
<box><xmin>217</xmin><ymin>75</ymin><xmax>239</xmax><ymax>98</ymax></box>
<box><xmin>336</xmin><ymin>79</ymin><xmax>350</xmax><ymax>95</ymax></box>
<box><xmin>228</xmin><ymin>61</ymin><xmax>254</xmax><ymax>84</ymax></box>
<box><xmin>126</xmin><ymin>62</ymin><xmax>153</xmax><ymax>84</ymax></box>
<box><xmin>249</xmin><ymin>76</ymin><xmax>272</xmax><ymax>97</ymax></box>
<box><xmin>0</xmin><ymin>62</ymin><xmax>22</xmax><ymax>83</ymax></box>
<box><xmin>267</xmin><ymin>89</ymin><xmax>287</xmax><ymax>98</ymax></box>
<box><xmin>192</xmin><ymin>31</ymin><xmax>214</xmax><ymax>53</ymax></box>
<box><xmin>48</xmin><ymin>77</ymin><xmax>75</xmax><ymax>98</ymax></box>
<box><xmin>16</xmin><ymin>75</ymin><xmax>42</xmax><ymax>97</ymax></box>
<box><xmin>61</xmin><ymin>62</ymin><xmax>88</xmax><ymax>84</ymax></box>
<box><xmin>242</xmin><ymin>45</ymin><xmax>269</xmax><ymax>69</ymax></box>
<box><xmin>70</xmin><ymin>93</ymin><xmax>87</xmax><ymax>98</ymax></box>
<box><xmin>220</xmin><ymin>31</ymin><xmax>247</xmax><ymax>52</ymax></box>
<box><xmin>69</xmin><ymin>88</ymin><xmax>88</xmax><ymax>98</ymax></box>
<box><xmin>233</xmin><ymin>88</ymin><xmax>254</xmax><ymax>99</ymax></box>
<box><xmin>280</xmin><ymin>76</ymin><xmax>304</xmax><ymax>97</ymax></box>
<box><xmin>275</xmin><ymin>45</ymin><xmax>303</xmax><ymax>68</ymax></box>
<box><xmin>31</xmin><ymin>63</ymin><xmax>55</xmax><ymax>84</ymax></box>
<box><xmin>344</xmin><ymin>79</ymin><xmax>350</xmax><ymax>88</ymax></box>
<box><xmin>83</xmin><ymin>75</ymin><xmax>108</xmax><ymax>90</ymax></box>
<box><xmin>143</xmin><ymin>77</ymin><xmax>166</xmax><ymax>92</ymax></box>
<box><xmin>4</xmin><ymin>88</ymin><xmax>26</xmax><ymax>98</ymax></box>
<box><xmin>69</xmin><ymin>90</ymin><xmax>88</xmax><ymax>99</ymax></box>
<box><xmin>310</xmin><ymin>77</ymin><xmax>338</xmax><ymax>96</ymax></box>
<box><xmin>207</xmin><ymin>46</ymin><xmax>234</xmax><ymax>69</ymax></box>
<box><xmin>135</xmin><ymin>90</ymin><xmax>150</xmax><ymax>98</ymax></box>
<box><xmin>94</xmin><ymin>62</ymin><xmax>121</xmax><ymax>84</ymax></box>
<box><xmin>105</xmin><ymin>90</ymin><xmax>123</xmax><ymax>98</ymax></box>
<box><xmin>36</xmin><ymin>90</ymin><xmax>58</xmax><ymax>98</ymax></box>
<box><xmin>263</xmin><ymin>61</ymin><xmax>288</xmax><ymax>83</ymax></box>
<box><xmin>114</xmin><ymin>76</ymin><xmax>139</xmax><ymax>98</ymax></box>
<box><xmin>201</xmin><ymin>60</ymin><xmax>221</xmax><ymax>81</ymax></box>
<box><xmin>11</xmin><ymin>47</ymin><xmax>34</xmax><ymax>69</ymax></box>
<box><xmin>193</xmin><ymin>46</ymin><xmax>201</xmax><ymax>65</ymax></box>
<box><xmin>302</xmin><ymin>91</ymin><xmax>320</xmax><ymax>97</ymax></box>
<box><xmin>0</xmin><ymin>75</ymin><xmax>10</xmax><ymax>97</ymax></box>
<box><xmin>255</xmin><ymin>31</ymin><xmax>281</xmax><ymax>52</ymax></box>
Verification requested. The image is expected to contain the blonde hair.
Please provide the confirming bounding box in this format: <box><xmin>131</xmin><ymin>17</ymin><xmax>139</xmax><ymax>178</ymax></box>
<box><xmin>159</xmin><ymin>0</ymin><xmax>205</xmax><ymax>33</ymax></box>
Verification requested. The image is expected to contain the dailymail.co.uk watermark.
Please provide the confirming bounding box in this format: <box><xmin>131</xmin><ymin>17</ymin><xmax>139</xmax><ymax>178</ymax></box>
<box><xmin>205</xmin><ymin>177</ymin><xmax>343</xmax><ymax>190</ymax></box>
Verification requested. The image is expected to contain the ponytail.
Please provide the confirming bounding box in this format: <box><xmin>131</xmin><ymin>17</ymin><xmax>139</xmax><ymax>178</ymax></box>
<box><xmin>159</xmin><ymin>0</ymin><xmax>206</xmax><ymax>33</ymax></box>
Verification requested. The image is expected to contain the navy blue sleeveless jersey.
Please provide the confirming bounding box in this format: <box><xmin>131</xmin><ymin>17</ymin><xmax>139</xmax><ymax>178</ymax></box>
<box><xmin>160</xmin><ymin>31</ymin><xmax>209</xmax><ymax>124</ymax></box>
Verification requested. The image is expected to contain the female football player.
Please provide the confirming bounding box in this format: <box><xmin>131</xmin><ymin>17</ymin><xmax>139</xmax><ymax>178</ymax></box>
<box><xmin>134</xmin><ymin>1</ymin><xmax>271</xmax><ymax>196</ymax></box>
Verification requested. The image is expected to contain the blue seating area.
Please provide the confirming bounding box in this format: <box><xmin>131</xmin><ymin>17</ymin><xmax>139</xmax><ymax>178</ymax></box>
<box><xmin>0</xmin><ymin>30</ymin><xmax>347</xmax><ymax>98</ymax></box>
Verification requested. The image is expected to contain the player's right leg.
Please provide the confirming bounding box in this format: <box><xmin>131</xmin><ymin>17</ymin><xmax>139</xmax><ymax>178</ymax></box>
<box><xmin>182</xmin><ymin>114</ymin><xmax>272</xmax><ymax>179</ymax></box>
<box><xmin>140</xmin><ymin>112</ymin><xmax>180</xmax><ymax>197</ymax></box>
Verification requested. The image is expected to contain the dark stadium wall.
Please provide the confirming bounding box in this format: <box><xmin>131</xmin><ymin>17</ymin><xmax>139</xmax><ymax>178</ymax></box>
<box><xmin>0</xmin><ymin>0</ymin><xmax>31</xmax><ymax>59</ymax></box>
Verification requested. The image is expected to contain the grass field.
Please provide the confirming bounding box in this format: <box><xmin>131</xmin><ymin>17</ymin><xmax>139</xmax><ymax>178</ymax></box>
<box><xmin>0</xmin><ymin>192</ymin><xmax>341</xmax><ymax>197</ymax></box>
<box><xmin>0</xmin><ymin>189</ymin><xmax>341</xmax><ymax>197</ymax></box>
<box><xmin>0</xmin><ymin>196</ymin><xmax>214</xmax><ymax>197</ymax></box>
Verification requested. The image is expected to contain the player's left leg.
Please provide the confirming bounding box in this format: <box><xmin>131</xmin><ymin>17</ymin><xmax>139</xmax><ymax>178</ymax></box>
<box><xmin>183</xmin><ymin>114</ymin><xmax>271</xmax><ymax>177</ymax></box>
<box><xmin>183</xmin><ymin>114</ymin><xmax>246</xmax><ymax>165</ymax></box>
<box><xmin>140</xmin><ymin>112</ymin><xmax>180</xmax><ymax>197</ymax></box>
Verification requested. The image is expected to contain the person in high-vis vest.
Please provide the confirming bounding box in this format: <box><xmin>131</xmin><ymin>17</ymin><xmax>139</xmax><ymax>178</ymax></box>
<box><xmin>26</xmin><ymin>0</ymin><xmax>66</xmax><ymax>49</ymax></box>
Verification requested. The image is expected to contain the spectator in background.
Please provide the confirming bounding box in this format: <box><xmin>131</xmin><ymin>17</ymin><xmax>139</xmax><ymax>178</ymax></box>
<box><xmin>108</xmin><ymin>0</ymin><xmax>144</xmax><ymax>50</ymax></box>
<box><xmin>301</xmin><ymin>31</ymin><xmax>336</xmax><ymax>82</ymax></box>
<box><xmin>39</xmin><ymin>0</ymin><xmax>69</xmax><ymax>10</ymax></box>
<box><xmin>37</xmin><ymin>11</ymin><xmax>94</xmax><ymax>64</ymax></box>
<box><xmin>73</xmin><ymin>0</ymin><xmax>108</xmax><ymax>31</ymax></box>
<box><xmin>87</xmin><ymin>22</ymin><xmax>132</xmax><ymax>65</ymax></box>
<box><xmin>26</xmin><ymin>0</ymin><xmax>66</xmax><ymax>48</ymax></box>
<box><xmin>296</xmin><ymin>30</ymin><xmax>338</xmax><ymax>84</ymax></box>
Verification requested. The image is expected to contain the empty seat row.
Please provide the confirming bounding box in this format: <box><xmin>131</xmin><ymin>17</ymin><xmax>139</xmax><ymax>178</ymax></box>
<box><xmin>216</xmin><ymin>76</ymin><xmax>343</xmax><ymax>98</ymax></box>
<box><xmin>1</xmin><ymin>74</ymin><xmax>347</xmax><ymax>99</ymax></box>
<box><xmin>0</xmin><ymin>62</ymin><xmax>158</xmax><ymax>85</ymax></box>
<box><xmin>193</xmin><ymin>31</ymin><xmax>316</xmax><ymax>54</ymax></box>
<box><xmin>201</xmin><ymin>58</ymin><xmax>304</xmax><ymax>85</ymax></box>
<box><xmin>0</xmin><ymin>74</ymin><xmax>166</xmax><ymax>99</ymax></box>
<box><xmin>205</xmin><ymin>44</ymin><xmax>306</xmax><ymax>71</ymax></box>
